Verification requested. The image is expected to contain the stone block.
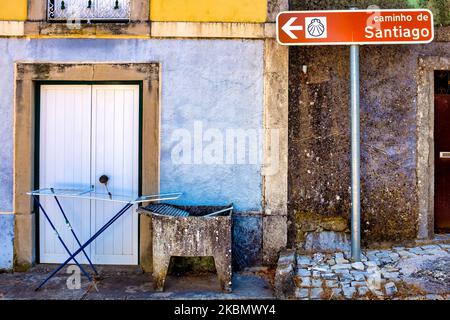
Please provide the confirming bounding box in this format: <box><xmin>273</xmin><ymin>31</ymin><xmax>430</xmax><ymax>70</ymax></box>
<box><xmin>335</xmin><ymin>252</ymin><xmax>349</xmax><ymax>264</ymax></box>
<box><xmin>357</xmin><ymin>286</ymin><xmax>370</xmax><ymax>296</ymax></box>
<box><xmin>310</xmin><ymin>287</ymin><xmax>324</xmax><ymax>299</ymax></box>
<box><xmin>312</xmin><ymin>265</ymin><xmax>329</xmax><ymax>273</ymax></box>
<box><xmin>342</xmin><ymin>286</ymin><xmax>356</xmax><ymax>299</ymax></box>
<box><xmin>351</xmin><ymin>281</ymin><xmax>367</xmax><ymax>287</ymax></box>
<box><xmin>297</xmin><ymin>268</ymin><xmax>311</xmax><ymax>277</ymax></box>
<box><xmin>263</xmin><ymin>215</ymin><xmax>287</xmax><ymax>265</ymax></box>
<box><xmin>277</xmin><ymin>248</ymin><xmax>296</xmax><ymax>266</ymax></box>
<box><xmin>296</xmin><ymin>255</ymin><xmax>312</xmax><ymax>266</ymax></box>
<box><xmin>295</xmin><ymin>288</ymin><xmax>309</xmax><ymax>299</ymax></box>
<box><xmin>151</xmin><ymin>210</ymin><xmax>232</xmax><ymax>292</ymax></box>
<box><xmin>331</xmin><ymin>263</ymin><xmax>352</xmax><ymax>270</ymax></box>
<box><xmin>311</xmin><ymin>278</ymin><xmax>322</xmax><ymax>288</ymax></box>
<box><xmin>299</xmin><ymin>276</ymin><xmax>311</xmax><ymax>288</ymax></box>
<box><xmin>351</xmin><ymin>262</ymin><xmax>365</xmax><ymax>271</ymax></box>
<box><xmin>351</xmin><ymin>272</ymin><xmax>366</xmax><ymax>282</ymax></box>
<box><xmin>304</xmin><ymin>231</ymin><xmax>350</xmax><ymax>253</ymax></box>
<box><xmin>331</xmin><ymin>288</ymin><xmax>342</xmax><ymax>298</ymax></box>
<box><xmin>321</xmin><ymin>273</ymin><xmax>338</xmax><ymax>280</ymax></box>
<box><xmin>325</xmin><ymin>280</ymin><xmax>339</xmax><ymax>288</ymax></box>
<box><xmin>384</xmin><ymin>282</ymin><xmax>398</xmax><ymax>296</ymax></box>
<box><xmin>274</xmin><ymin>249</ymin><xmax>296</xmax><ymax>299</ymax></box>
<box><xmin>13</xmin><ymin>213</ymin><xmax>35</xmax><ymax>270</ymax></box>
<box><xmin>319</xmin><ymin>216</ymin><xmax>348</xmax><ymax>232</ymax></box>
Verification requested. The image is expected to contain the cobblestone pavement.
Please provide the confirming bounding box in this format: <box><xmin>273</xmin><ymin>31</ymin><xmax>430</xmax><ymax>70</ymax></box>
<box><xmin>0</xmin><ymin>266</ymin><xmax>274</xmax><ymax>300</ymax></box>
<box><xmin>278</xmin><ymin>242</ymin><xmax>450</xmax><ymax>300</ymax></box>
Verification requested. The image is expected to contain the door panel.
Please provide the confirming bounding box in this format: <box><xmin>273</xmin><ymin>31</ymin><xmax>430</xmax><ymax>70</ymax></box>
<box><xmin>39</xmin><ymin>85</ymin><xmax>92</xmax><ymax>264</ymax></box>
<box><xmin>435</xmin><ymin>94</ymin><xmax>450</xmax><ymax>232</ymax></box>
<box><xmin>91</xmin><ymin>85</ymin><xmax>139</xmax><ymax>265</ymax></box>
<box><xmin>39</xmin><ymin>84</ymin><xmax>140</xmax><ymax>265</ymax></box>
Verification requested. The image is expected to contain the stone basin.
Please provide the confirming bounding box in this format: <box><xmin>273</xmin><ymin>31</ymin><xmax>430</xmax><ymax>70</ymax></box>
<box><xmin>140</xmin><ymin>204</ymin><xmax>233</xmax><ymax>292</ymax></box>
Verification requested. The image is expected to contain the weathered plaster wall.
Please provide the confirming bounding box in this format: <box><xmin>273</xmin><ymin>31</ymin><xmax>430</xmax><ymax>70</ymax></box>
<box><xmin>0</xmin><ymin>214</ymin><xmax>14</xmax><ymax>269</ymax></box>
<box><xmin>0</xmin><ymin>38</ymin><xmax>263</xmax><ymax>212</ymax></box>
<box><xmin>288</xmin><ymin>41</ymin><xmax>450</xmax><ymax>247</ymax></box>
<box><xmin>0</xmin><ymin>38</ymin><xmax>264</xmax><ymax>269</ymax></box>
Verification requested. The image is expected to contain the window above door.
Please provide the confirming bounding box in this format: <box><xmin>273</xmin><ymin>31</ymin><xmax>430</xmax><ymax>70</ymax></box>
<box><xmin>47</xmin><ymin>0</ymin><xmax>130</xmax><ymax>22</ymax></box>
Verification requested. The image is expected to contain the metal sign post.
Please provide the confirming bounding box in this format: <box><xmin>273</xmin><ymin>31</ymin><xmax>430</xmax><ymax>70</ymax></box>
<box><xmin>276</xmin><ymin>8</ymin><xmax>433</xmax><ymax>262</ymax></box>
<box><xmin>350</xmin><ymin>43</ymin><xmax>361</xmax><ymax>262</ymax></box>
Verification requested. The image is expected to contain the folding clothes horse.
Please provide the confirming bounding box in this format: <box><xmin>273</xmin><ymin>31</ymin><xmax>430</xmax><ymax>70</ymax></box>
<box><xmin>28</xmin><ymin>187</ymin><xmax>182</xmax><ymax>291</ymax></box>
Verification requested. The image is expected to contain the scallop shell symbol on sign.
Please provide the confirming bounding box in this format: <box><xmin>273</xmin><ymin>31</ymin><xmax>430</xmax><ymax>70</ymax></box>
<box><xmin>307</xmin><ymin>18</ymin><xmax>325</xmax><ymax>37</ymax></box>
<box><xmin>305</xmin><ymin>17</ymin><xmax>327</xmax><ymax>39</ymax></box>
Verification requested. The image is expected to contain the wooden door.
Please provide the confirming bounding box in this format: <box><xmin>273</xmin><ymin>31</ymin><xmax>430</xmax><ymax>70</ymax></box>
<box><xmin>39</xmin><ymin>85</ymin><xmax>92</xmax><ymax>263</ymax></box>
<box><xmin>90</xmin><ymin>85</ymin><xmax>139</xmax><ymax>265</ymax></box>
<box><xmin>39</xmin><ymin>84</ymin><xmax>139</xmax><ymax>264</ymax></box>
<box><xmin>434</xmin><ymin>93</ymin><xmax>450</xmax><ymax>232</ymax></box>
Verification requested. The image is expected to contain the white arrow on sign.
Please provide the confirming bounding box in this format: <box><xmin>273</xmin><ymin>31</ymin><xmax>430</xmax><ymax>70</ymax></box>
<box><xmin>282</xmin><ymin>17</ymin><xmax>303</xmax><ymax>39</ymax></box>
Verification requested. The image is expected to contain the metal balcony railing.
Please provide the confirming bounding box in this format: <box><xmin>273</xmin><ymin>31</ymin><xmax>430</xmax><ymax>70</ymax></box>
<box><xmin>47</xmin><ymin>0</ymin><xmax>130</xmax><ymax>22</ymax></box>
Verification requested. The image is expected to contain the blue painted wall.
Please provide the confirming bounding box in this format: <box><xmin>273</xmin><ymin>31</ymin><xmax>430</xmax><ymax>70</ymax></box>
<box><xmin>0</xmin><ymin>214</ymin><xmax>14</xmax><ymax>269</ymax></box>
<box><xmin>0</xmin><ymin>39</ymin><xmax>264</xmax><ymax>213</ymax></box>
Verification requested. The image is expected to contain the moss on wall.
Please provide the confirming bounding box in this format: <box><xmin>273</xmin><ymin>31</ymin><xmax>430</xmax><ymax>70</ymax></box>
<box><xmin>289</xmin><ymin>0</ymin><xmax>450</xmax><ymax>26</ymax></box>
<box><xmin>294</xmin><ymin>211</ymin><xmax>349</xmax><ymax>244</ymax></box>
<box><xmin>169</xmin><ymin>257</ymin><xmax>217</xmax><ymax>274</ymax></box>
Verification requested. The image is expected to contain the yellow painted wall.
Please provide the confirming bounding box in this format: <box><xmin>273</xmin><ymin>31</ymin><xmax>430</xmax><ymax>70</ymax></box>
<box><xmin>0</xmin><ymin>0</ymin><xmax>27</xmax><ymax>21</ymax></box>
<box><xmin>150</xmin><ymin>0</ymin><xmax>267</xmax><ymax>23</ymax></box>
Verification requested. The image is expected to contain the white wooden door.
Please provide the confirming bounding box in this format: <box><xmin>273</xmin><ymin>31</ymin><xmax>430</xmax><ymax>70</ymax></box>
<box><xmin>90</xmin><ymin>85</ymin><xmax>139</xmax><ymax>265</ymax></box>
<box><xmin>39</xmin><ymin>84</ymin><xmax>139</xmax><ymax>265</ymax></box>
<box><xmin>39</xmin><ymin>85</ymin><xmax>92</xmax><ymax>264</ymax></box>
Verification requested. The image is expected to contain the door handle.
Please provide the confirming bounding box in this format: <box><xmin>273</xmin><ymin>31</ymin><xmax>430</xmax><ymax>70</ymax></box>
<box><xmin>99</xmin><ymin>175</ymin><xmax>112</xmax><ymax>199</ymax></box>
<box><xmin>439</xmin><ymin>152</ymin><xmax>450</xmax><ymax>159</ymax></box>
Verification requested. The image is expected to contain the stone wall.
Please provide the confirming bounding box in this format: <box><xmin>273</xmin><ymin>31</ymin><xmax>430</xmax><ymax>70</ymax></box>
<box><xmin>288</xmin><ymin>37</ymin><xmax>450</xmax><ymax>247</ymax></box>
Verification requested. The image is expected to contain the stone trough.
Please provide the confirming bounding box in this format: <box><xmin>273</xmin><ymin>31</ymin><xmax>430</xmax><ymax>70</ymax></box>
<box><xmin>140</xmin><ymin>204</ymin><xmax>233</xmax><ymax>292</ymax></box>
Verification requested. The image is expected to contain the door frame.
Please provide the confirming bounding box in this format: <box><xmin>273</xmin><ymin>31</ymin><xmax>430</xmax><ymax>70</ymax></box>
<box><xmin>417</xmin><ymin>56</ymin><xmax>450</xmax><ymax>239</ymax></box>
<box><xmin>13</xmin><ymin>63</ymin><xmax>160</xmax><ymax>271</ymax></box>
<box><xmin>34</xmin><ymin>81</ymin><xmax>143</xmax><ymax>264</ymax></box>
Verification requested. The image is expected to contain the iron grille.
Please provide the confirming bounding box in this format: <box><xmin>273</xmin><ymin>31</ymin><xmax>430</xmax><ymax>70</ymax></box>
<box><xmin>48</xmin><ymin>0</ymin><xmax>130</xmax><ymax>21</ymax></box>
